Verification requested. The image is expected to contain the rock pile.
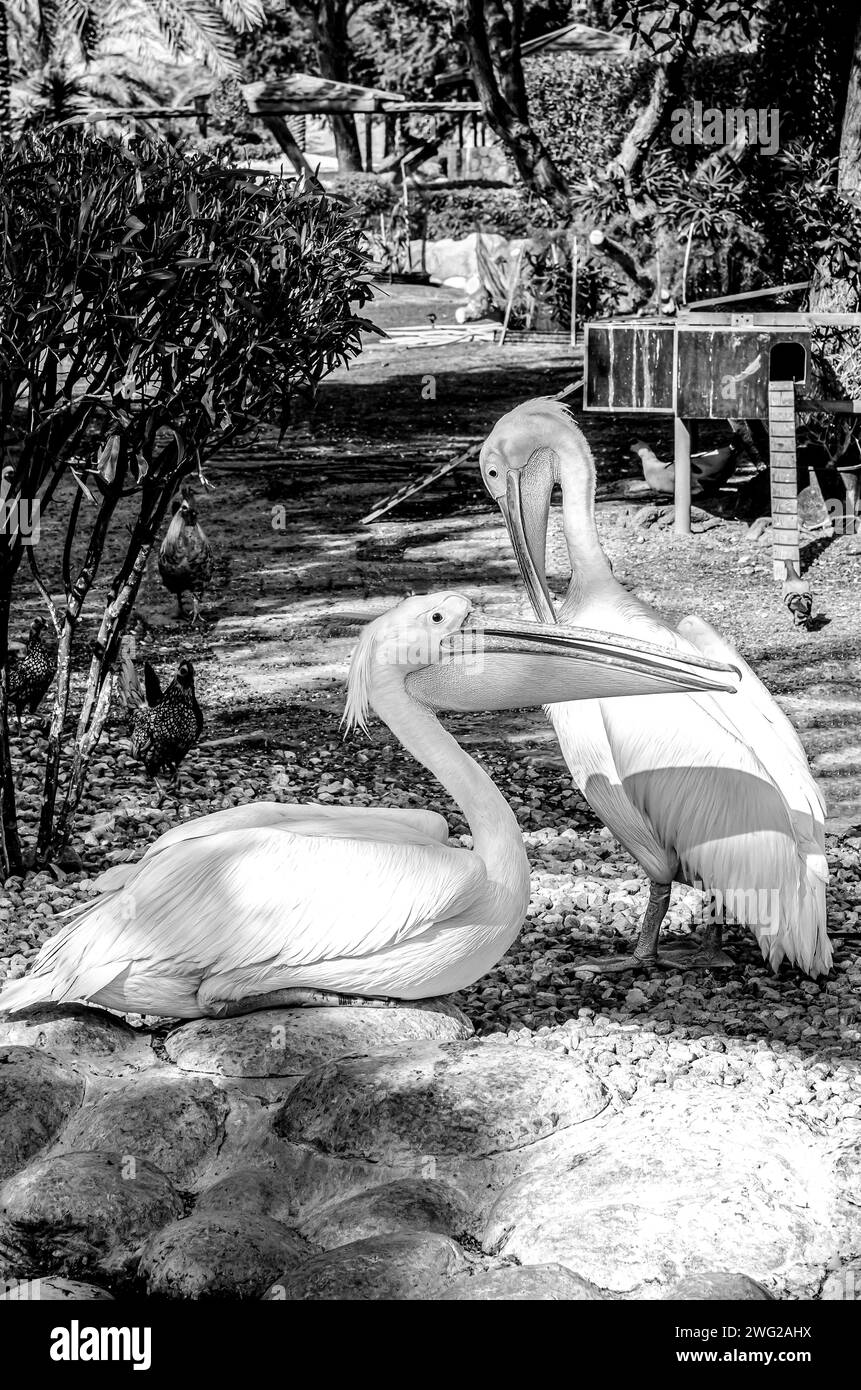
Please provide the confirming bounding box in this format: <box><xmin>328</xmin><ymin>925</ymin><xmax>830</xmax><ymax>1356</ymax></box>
<box><xmin>0</xmin><ymin>1000</ymin><xmax>858</xmax><ymax>1301</ymax></box>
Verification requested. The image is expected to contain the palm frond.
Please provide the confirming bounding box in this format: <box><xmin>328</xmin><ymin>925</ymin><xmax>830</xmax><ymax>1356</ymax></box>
<box><xmin>141</xmin><ymin>0</ymin><xmax>240</xmax><ymax>77</ymax></box>
<box><xmin>216</xmin><ymin>0</ymin><xmax>265</xmax><ymax>34</ymax></box>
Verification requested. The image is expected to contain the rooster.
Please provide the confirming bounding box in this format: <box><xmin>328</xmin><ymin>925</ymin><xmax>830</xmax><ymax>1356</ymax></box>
<box><xmin>158</xmin><ymin>489</ymin><xmax>214</xmax><ymax>624</ymax></box>
<box><xmin>6</xmin><ymin>617</ymin><xmax>56</xmax><ymax>731</ymax></box>
<box><xmin>130</xmin><ymin>659</ymin><xmax>203</xmax><ymax>794</ymax></box>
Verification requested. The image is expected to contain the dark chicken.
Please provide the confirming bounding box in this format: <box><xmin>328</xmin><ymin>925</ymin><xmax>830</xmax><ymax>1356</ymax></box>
<box><xmin>158</xmin><ymin>492</ymin><xmax>214</xmax><ymax>624</ymax></box>
<box><xmin>130</xmin><ymin>659</ymin><xmax>203</xmax><ymax>788</ymax></box>
<box><xmin>6</xmin><ymin>617</ymin><xmax>57</xmax><ymax>730</ymax></box>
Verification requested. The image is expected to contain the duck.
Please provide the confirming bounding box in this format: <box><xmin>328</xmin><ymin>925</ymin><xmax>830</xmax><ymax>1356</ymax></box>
<box><xmin>0</xmin><ymin>591</ymin><xmax>735</xmax><ymax>1019</ymax></box>
<box><xmin>480</xmin><ymin>398</ymin><xmax>830</xmax><ymax>976</ymax></box>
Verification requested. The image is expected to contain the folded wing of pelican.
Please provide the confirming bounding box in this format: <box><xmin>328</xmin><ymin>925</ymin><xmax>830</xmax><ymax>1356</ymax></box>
<box><xmin>0</xmin><ymin>592</ymin><xmax>736</xmax><ymax>1021</ymax></box>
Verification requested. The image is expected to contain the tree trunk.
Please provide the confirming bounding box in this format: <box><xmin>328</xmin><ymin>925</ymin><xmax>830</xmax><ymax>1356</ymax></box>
<box><xmin>0</xmin><ymin>588</ymin><xmax>23</xmax><ymax>878</ymax></box>
<box><xmin>310</xmin><ymin>1</ymin><xmax>363</xmax><ymax>173</ymax></box>
<box><xmin>837</xmin><ymin>8</ymin><xmax>861</xmax><ymax>192</ymax></box>
<box><xmin>458</xmin><ymin>0</ymin><xmax>571</xmax><ymax>216</ymax></box>
<box><xmin>0</xmin><ymin>0</ymin><xmax>12</xmax><ymax>147</ymax></box>
<box><xmin>807</xmin><ymin>8</ymin><xmax>861</xmax><ymax>506</ymax></box>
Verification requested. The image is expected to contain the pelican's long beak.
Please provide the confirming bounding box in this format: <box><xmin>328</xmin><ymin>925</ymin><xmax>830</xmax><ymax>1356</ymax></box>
<box><xmin>497</xmin><ymin>456</ymin><xmax>558</xmax><ymax>623</ymax></box>
<box><xmin>409</xmin><ymin>615</ymin><xmax>739</xmax><ymax>713</ymax></box>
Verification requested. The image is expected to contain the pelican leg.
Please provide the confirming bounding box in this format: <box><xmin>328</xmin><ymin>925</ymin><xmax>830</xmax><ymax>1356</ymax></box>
<box><xmin>658</xmin><ymin>901</ymin><xmax>735</xmax><ymax>968</ymax></box>
<box><xmin>578</xmin><ymin>880</ymin><xmax>672</xmax><ymax>973</ymax></box>
<box><xmin>207</xmin><ymin>988</ymin><xmax>402</xmax><ymax>1017</ymax></box>
<box><xmin>648</xmin><ymin>894</ymin><xmax>735</xmax><ymax>969</ymax></box>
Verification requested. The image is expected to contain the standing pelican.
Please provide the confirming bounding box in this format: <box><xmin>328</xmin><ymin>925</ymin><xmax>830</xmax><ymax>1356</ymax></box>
<box><xmin>479</xmin><ymin>399</ymin><xmax>830</xmax><ymax>977</ymax></box>
<box><xmin>0</xmin><ymin>593</ymin><xmax>735</xmax><ymax>1019</ymax></box>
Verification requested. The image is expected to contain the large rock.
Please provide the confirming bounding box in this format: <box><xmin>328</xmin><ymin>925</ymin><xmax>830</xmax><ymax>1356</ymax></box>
<box><xmin>0</xmin><ymin>1277</ymin><xmax>114</xmax><ymax>1301</ymax></box>
<box><xmin>0</xmin><ymin>1007</ymin><xmax>150</xmax><ymax>1071</ymax></box>
<box><xmin>139</xmin><ymin>1211</ymin><xmax>307</xmax><ymax>1299</ymax></box>
<box><xmin>0</xmin><ymin>1047</ymin><xmax>84</xmax><ymax>1181</ymax></box>
<box><xmin>300</xmin><ymin>1179</ymin><xmax>471</xmax><ymax>1249</ymax></box>
<box><xmin>195</xmin><ymin>1168</ymin><xmax>301</xmax><ymax>1224</ymax></box>
<box><xmin>276</xmin><ymin>1039</ymin><xmax>606</xmax><ymax>1166</ymax></box>
<box><xmin>434</xmin><ymin>1264</ymin><xmax>603</xmax><ymax>1301</ymax></box>
<box><xmin>0</xmin><ymin>1152</ymin><xmax>184</xmax><ymax>1279</ymax></box>
<box><xmin>59</xmin><ymin>1072</ymin><xmax>228</xmax><ymax>1185</ymax></box>
<box><xmin>663</xmin><ymin>1272</ymin><xmax>773</xmax><ymax>1301</ymax></box>
<box><xmin>164</xmin><ymin>1002</ymin><xmax>472</xmax><ymax>1079</ymax></box>
<box><xmin>482</xmin><ymin>1091</ymin><xmax>835</xmax><ymax>1295</ymax></box>
<box><xmin>263</xmin><ymin>1233</ymin><xmax>468</xmax><ymax>1301</ymax></box>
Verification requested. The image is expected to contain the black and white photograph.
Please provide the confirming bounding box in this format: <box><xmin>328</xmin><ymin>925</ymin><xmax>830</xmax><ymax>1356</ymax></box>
<box><xmin>0</xmin><ymin>0</ymin><xmax>859</xmax><ymax>1351</ymax></box>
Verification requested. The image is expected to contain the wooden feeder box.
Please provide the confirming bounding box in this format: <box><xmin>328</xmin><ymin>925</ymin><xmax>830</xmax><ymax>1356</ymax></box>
<box><xmin>583</xmin><ymin>292</ymin><xmax>861</xmax><ymax>580</ymax></box>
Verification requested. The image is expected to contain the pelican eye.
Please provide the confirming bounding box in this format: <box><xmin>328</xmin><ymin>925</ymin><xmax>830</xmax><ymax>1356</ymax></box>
<box><xmin>487</xmin><ymin>466</ymin><xmax>498</xmax><ymax>478</ymax></box>
<box><xmin>431</xmin><ymin>611</ymin><xmax>444</xmax><ymax>623</ymax></box>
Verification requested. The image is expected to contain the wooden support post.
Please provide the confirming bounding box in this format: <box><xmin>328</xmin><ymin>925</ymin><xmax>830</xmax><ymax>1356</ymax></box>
<box><xmin>674</xmin><ymin>416</ymin><xmax>692</xmax><ymax>534</ymax></box>
<box><xmin>364</xmin><ymin>115</ymin><xmax>373</xmax><ymax>173</ymax></box>
<box><xmin>839</xmin><ymin>467</ymin><xmax>860</xmax><ymax>535</ymax></box>
<box><xmin>260</xmin><ymin>115</ymin><xmax>320</xmax><ymax>185</ymax></box>
<box><xmin>768</xmin><ymin>381</ymin><xmax>800</xmax><ymax>580</ymax></box>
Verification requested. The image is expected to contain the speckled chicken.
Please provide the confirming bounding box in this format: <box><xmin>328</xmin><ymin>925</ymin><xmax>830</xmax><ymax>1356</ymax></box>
<box><xmin>7</xmin><ymin>617</ymin><xmax>56</xmax><ymax>730</ymax></box>
<box><xmin>782</xmin><ymin>562</ymin><xmax>813</xmax><ymax>629</ymax></box>
<box><xmin>158</xmin><ymin>490</ymin><xmax>214</xmax><ymax>623</ymax></box>
<box><xmin>130</xmin><ymin>659</ymin><xmax>203</xmax><ymax>786</ymax></box>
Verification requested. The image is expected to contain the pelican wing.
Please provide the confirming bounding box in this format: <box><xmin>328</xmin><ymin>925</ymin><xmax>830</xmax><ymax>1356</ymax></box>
<box><xmin>2</xmin><ymin>824</ymin><xmax>487</xmax><ymax>1015</ymax></box>
<box><xmin>93</xmin><ymin>802</ymin><xmax>450</xmax><ymax>893</ymax></box>
<box><xmin>676</xmin><ymin>615</ymin><xmax>826</xmax><ymax>828</ymax></box>
<box><xmin>551</xmin><ymin>617</ymin><xmax>829</xmax><ymax>976</ymax></box>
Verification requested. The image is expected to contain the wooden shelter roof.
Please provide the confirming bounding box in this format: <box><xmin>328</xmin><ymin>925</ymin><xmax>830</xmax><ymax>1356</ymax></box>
<box><xmin>244</xmin><ymin>75</ymin><xmax>406</xmax><ymax>115</ymax></box>
<box><xmin>436</xmin><ymin>22</ymin><xmax>631</xmax><ymax>90</ymax></box>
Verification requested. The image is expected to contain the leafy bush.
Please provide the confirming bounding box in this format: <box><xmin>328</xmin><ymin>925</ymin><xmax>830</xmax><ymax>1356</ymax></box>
<box><xmin>0</xmin><ymin>128</ymin><xmax>373</xmax><ymax>869</ymax></box>
<box><xmin>326</xmin><ymin>172</ymin><xmax>399</xmax><ymax>225</ymax></box>
<box><xmin>525</xmin><ymin>50</ymin><xmax>756</xmax><ymax>187</ymax></box>
<box><xmin>417</xmin><ymin>186</ymin><xmax>559</xmax><ymax>240</ymax></box>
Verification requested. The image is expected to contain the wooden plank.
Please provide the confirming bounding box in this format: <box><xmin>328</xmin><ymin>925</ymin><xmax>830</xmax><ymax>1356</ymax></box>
<box><xmin>796</xmin><ymin>396</ymin><xmax>861</xmax><ymax>415</ymax></box>
<box><xmin>684</xmin><ymin>282</ymin><xmax>810</xmax><ymax>311</ymax></box>
<box><xmin>768</xmin><ymin>380</ymin><xmax>799</xmax><ymax>581</ymax></box>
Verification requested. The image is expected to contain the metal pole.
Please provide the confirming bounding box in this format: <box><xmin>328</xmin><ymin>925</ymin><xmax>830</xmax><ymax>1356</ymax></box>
<box><xmin>569</xmin><ymin>234</ymin><xmax>578</xmax><ymax>347</ymax></box>
<box><xmin>674</xmin><ymin>415</ymin><xmax>692</xmax><ymax>534</ymax></box>
<box><xmin>499</xmin><ymin>244</ymin><xmax>525</xmax><ymax>347</ymax></box>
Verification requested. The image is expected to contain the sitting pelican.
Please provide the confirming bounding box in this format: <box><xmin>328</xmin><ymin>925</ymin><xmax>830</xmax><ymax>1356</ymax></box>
<box><xmin>0</xmin><ymin>592</ymin><xmax>735</xmax><ymax>1019</ymax></box>
<box><xmin>479</xmin><ymin>399</ymin><xmax>831</xmax><ymax>976</ymax></box>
